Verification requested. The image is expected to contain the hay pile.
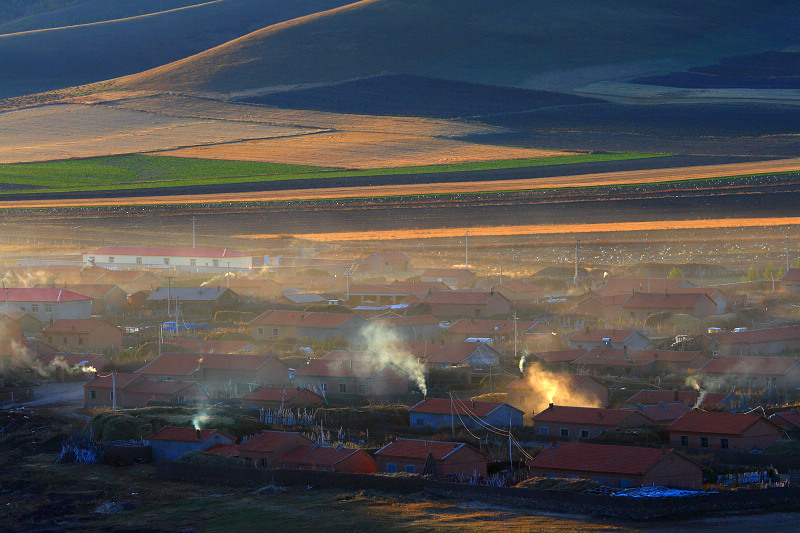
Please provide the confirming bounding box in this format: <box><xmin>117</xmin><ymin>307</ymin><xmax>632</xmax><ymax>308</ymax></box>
<box><xmin>515</xmin><ymin>477</ymin><xmax>599</xmax><ymax>492</ymax></box>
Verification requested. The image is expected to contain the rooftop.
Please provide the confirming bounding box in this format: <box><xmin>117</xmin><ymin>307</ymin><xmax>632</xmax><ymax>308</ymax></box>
<box><xmin>532</xmin><ymin>405</ymin><xmax>646</xmax><ymax>426</ymax></box>
<box><xmin>528</xmin><ymin>442</ymin><xmax>690</xmax><ymax>476</ymax></box>
<box><xmin>668</xmin><ymin>410</ymin><xmax>779</xmax><ymax>435</ymax></box>
<box><xmin>85</xmin><ymin>246</ymin><xmax>249</xmax><ymax>258</ymax></box>
<box><xmin>375</xmin><ymin>438</ymin><xmax>487</xmax><ymax>461</ymax></box>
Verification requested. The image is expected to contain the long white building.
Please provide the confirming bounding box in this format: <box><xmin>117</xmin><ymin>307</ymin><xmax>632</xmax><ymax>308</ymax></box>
<box><xmin>83</xmin><ymin>246</ymin><xmax>255</xmax><ymax>272</ymax></box>
<box><xmin>1</xmin><ymin>288</ymin><xmax>92</xmax><ymax>322</ymax></box>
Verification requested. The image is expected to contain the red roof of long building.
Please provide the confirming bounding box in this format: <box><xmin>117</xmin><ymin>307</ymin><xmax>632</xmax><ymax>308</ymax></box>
<box><xmin>3</xmin><ymin>288</ymin><xmax>91</xmax><ymax>302</ymax></box>
<box><xmin>532</xmin><ymin>405</ymin><xmax>646</xmax><ymax>426</ymax></box>
<box><xmin>293</xmin><ymin>358</ymin><xmax>400</xmax><ymax>380</ymax></box>
<box><xmin>698</xmin><ymin>356</ymin><xmax>800</xmax><ymax>376</ymax></box>
<box><xmin>622</xmin><ymin>292</ymin><xmax>711</xmax><ymax>310</ymax></box>
<box><xmin>527</xmin><ymin>442</ymin><xmax>692</xmax><ymax>476</ymax></box>
<box><xmin>375</xmin><ymin>438</ymin><xmax>487</xmax><ymax>461</ymax></box>
<box><xmin>85</xmin><ymin>246</ymin><xmax>249</xmax><ymax>258</ymax></box>
<box><xmin>570</xmin><ymin>329</ymin><xmax>643</xmax><ymax>343</ymax></box>
<box><xmin>409</xmin><ymin>398</ymin><xmax>516</xmax><ymax>417</ymax></box>
<box><xmin>238</xmin><ymin>430</ymin><xmax>312</xmax><ymax>453</ymax></box>
<box><xmin>278</xmin><ymin>444</ymin><xmax>368</xmax><ymax>467</ymax></box>
<box><xmin>667</xmin><ymin>410</ymin><xmax>781</xmax><ymax>436</ymax></box>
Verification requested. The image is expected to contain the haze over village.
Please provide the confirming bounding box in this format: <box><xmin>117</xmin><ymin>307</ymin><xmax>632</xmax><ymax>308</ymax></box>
<box><xmin>1</xmin><ymin>0</ymin><xmax>800</xmax><ymax>531</ymax></box>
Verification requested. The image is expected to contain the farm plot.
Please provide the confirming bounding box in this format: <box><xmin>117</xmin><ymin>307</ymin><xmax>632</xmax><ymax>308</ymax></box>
<box><xmin>0</xmin><ymin>103</ymin><xmax>324</xmax><ymax>164</ymax></box>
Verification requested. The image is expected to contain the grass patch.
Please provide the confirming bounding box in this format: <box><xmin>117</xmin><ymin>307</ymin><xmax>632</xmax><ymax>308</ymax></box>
<box><xmin>0</xmin><ymin>152</ymin><xmax>664</xmax><ymax>195</ymax></box>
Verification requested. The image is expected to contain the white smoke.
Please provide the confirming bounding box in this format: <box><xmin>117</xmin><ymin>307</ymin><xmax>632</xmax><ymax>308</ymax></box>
<box><xmin>359</xmin><ymin>322</ymin><xmax>427</xmax><ymax>396</ymax></box>
<box><xmin>685</xmin><ymin>375</ymin><xmax>706</xmax><ymax>408</ymax></box>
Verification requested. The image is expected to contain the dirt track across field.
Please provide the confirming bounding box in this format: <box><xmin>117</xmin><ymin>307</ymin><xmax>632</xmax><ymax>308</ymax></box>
<box><xmin>1</xmin><ymin>157</ymin><xmax>799</xmax><ymax>209</ymax></box>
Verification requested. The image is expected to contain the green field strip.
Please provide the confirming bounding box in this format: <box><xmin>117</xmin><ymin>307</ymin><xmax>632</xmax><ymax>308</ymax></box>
<box><xmin>0</xmin><ymin>152</ymin><xmax>666</xmax><ymax>195</ymax></box>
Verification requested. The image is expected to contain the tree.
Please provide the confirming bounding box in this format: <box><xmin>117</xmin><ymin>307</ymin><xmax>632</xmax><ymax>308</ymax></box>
<box><xmin>667</xmin><ymin>267</ymin><xmax>684</xmax><ymax>279</ymax></box>
<box><xmin>777</xmin><ymin>266</ymin><xmax>786</xmax><ymax>280</ymax></box>
<box><xmin>763</xmin><ymin>263</ymin><xmax>776</xmax><ymax>280</ymax></box>
<box><xmin>746</xmin><ymin>265</ymin><xmax>760</xmax><ymax>282</ymax></box>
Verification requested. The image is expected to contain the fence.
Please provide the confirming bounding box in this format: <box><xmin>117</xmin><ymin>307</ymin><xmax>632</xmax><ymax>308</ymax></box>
<box><xmin>156</xmin><ymin>461</ymin><xmax>800</xmax><ymax>520</ymax></box>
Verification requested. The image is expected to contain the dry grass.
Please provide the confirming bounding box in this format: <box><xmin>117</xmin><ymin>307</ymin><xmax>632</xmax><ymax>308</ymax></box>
<box><xmin>155</xmin><ymin>131</ymin><xmax>561</xmax><ymax>168</ymax></box>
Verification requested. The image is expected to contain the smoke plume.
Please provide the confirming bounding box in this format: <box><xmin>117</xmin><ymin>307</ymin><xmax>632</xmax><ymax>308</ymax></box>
<box><xmin>360</xmin><ymin>322</ymin><xmax>427</xmax><ymax>396</ymax></box>
<box><xmin>685</xmin><ymin>375</ymin><xmax>707</xmax><ymax>408</ymax></box>
<box><xmin>519</xmin><ymin>362</ymin><xmax>603</xmax><ymax>414</ymax></box>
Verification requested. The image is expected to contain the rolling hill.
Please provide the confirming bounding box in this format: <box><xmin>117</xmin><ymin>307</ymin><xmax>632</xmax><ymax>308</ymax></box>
<box><xmin>105</xmin><ymin>0</ymin><xmax>800</xmax><ymax>96</ymax></box>
<box><xmin>0</xmin><ymin>0</ymin><xmax>353</xmax><ymax>98</ymax></box>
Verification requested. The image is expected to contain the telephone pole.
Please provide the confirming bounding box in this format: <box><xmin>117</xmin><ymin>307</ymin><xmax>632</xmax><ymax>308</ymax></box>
<box><xmin>192</xmin><ymin>217</ymin><xmax>196</xmax><ymax>248</ymax></box>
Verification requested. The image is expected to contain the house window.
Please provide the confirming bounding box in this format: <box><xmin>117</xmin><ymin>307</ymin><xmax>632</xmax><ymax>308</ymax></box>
<box><xmin>31</xmin><ymin>304</ymin><xmax>39</xmax><ymax>312</ymax></box>
<box><xmin>190</xmin><ymin>259</ymin><xmax>197</xmax><ymax>267</ymax></box>
<box><xmin>720</xmin><ymin>438</ymin><xmax>729</xmax><ymax>450</ymax></box>
<box><xmin>680</xmin><ymin>436</ymin><xmax>689</xmax><ymax>447</ymax></box>
<box><xmin>136</xmin><ymin>257</ymin><xmax>143</xmax><ymax>264</ymax></box>
<box><xmin>560</xmin><ymin>428</ymin><xmax>569</xmax><ymax>438</ymax></box>
<box><xmin>746</xmin><ymin>376</ymin><xmax>757</xmax><ymax>389</ymax></box>
<box><xmin>700</xmin><ymin>437</ymin><xmax>709</xmax><ymax>448</ymax></box>
<box><xmin>257</xmin><ymin>327</ymin><xmax>264</xmax><ymax>336</ymax></box>
<box><xmin>766</xmin><ymin>377</ymin><xmax>777</xmax><ymax>387</ymax></box>
<box><xmin>580</xmin><ymin>429</ymin><xmax>589</xmax><ymax>439</ymax></box>
<box><xmin>474</xmin><ymin>309</ymin><xmax>481</xmax><ymax>317</ymax></box>
<box><xmin>260</xmin><ymin>458</ymin><xmax>267</xmax><ymax>468</ymax></box>
<box><xmin>272</xmin><ymin>328</ymin><xmax>279</xmax><ymax>337</ymax></box>
<box><xmin>89</xmin><ymin>390</ymin><xmax>96</xmax><ymax>399</ymax></box>
<box><xmin>539</xmin><ymin>427</ymin><xmax>549</xmax><ymax>436</ymax></box>
<box><xmin>78</xmin><ymin>337</ymin><xmax>83</xmax><ymax>346</ymax></box>
<box><xmin>44</xmin><ymin>304</ymin><xmax>52</xmax><ymax>313</ymax></box>
<box><xmin>387</xmin><ymin>464</ymin><xmax>397</xmax><ymax>473</ymax></box>
<box><xmin>108</xmin><ymin>257</ymin><xmax>115</xmax><ymax>263</ymax></box>
<box><xmin>213</xmin><ymin>259</ymin><xmax>220</xmax><ymax>267</ymax></box>
<box><xmin>359</xmin><ymin>384</ymin><xmax>367</xmax><ymax>394</ymax></box>
<box><xmin>163</xmin><ymin>258</ymin><xmax>170</xmax><ymax>265</ymax></box>
<box><xmin>405</xmin><ymin>465</ymin><xmax>415</xmax><ymax>473</ymax></box>
<box><xmin>416</xmin><ymin>418</ymin><xmax>424</xmax><ymax>426</ymax></box>
<box><xmin>338</xmin><ymin>384</ymin><xmax>347</xmax><ymax>393</ymax></box>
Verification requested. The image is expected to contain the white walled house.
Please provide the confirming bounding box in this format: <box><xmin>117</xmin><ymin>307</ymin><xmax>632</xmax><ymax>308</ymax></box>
<box><xmin>82</xmin><ymin>246</ymin><xmax>254</xmax><ymax>272</ymax></box>
<box><xmin>1</xmin><ymin>288</ymin><xmax>92</xmax><ymax>322</ymax></box>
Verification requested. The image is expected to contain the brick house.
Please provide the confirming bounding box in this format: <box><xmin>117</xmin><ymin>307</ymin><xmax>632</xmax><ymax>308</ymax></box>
<box><xmin>568</xmin><ymin>329</ymin><xmax>650</xmax><ymax>351</ymax></box>
<box><xmin>621</xmin><ymin>292</ymin><xmax>718</xmax><ymax>321</ymax></box>
<box><xmin>276</xmin><ymin>444</ymin><xmax>377</xmax><ymax>474</ymax></box>
<box><xmin>409</xmin><ymin>290</ymin><xmax>511</xmax><ymax>319</ymax></box>
<box><xmin>146</xmin><ymin>286</ymin><xmax>239</xmax><ymax>315</ymax></box>
<box><xmin>594</xmin><ymin>277</ymin><xmax>694</xmax><ymax>296</ymax></box>
<box><xmin>361</xmin><ymin>251</ymin><xmax>412</xmax><ymax>274</ymax></box>
<box><xmin>94</xmin><ymin>270</ymin><xmax>162</xmax><ymax>294</ymax></box>
<box><xmin>506</xmin><ymin>374</ymin><xmax>608</xmax><ymax>415</ymax></box>
<box><xmin>238</xmin><ymin>431</ymin><xmax>313</xmax><ymax>469</ymax></box>
<box><xmin>42</xmin><ymin>319</ymin><xmax>123</xmax><ymax>351</ymax></box>
<box><xmin>780</xmin><ymin>268</ymin><xmax>800</xmax><ymax>292</ymax></box>
<box><xmin>769</xmin><ymin>411</ymin><xmax>800</xmax><ymax>434</ymax></box>
<box><xmin>83</xmin><ymin>373</ymin><xmax>141</xmax><ymax>408</ymax></box>
<box><xmin>149</xmin><ymin>426</ymin><xmax>235</xmax><ymax>461</ymax></box>
<box><xmin>417</xmin><ymin>342</ymin><xmax>501</xmax><ymax>368</ymax></box>
<box><xmin>241</xmin><ymin>386</ymin><xmax>325</xmax><ymax>410</ymax></box>
<box><xmin>1</xmin><ymin>312</ymin><xmax>44</xmax><ymax>337</ymax></box>
<box><xmin>527</xmin><ymin>442</ymin><xmax>703</xmax><ymax>489</ymax></box>
<box><xmin>529</xmin><ymin>349</ymin><xmax>588</xmax><ymax>373</ymax></box>
<box><xmin>409</xmin><ymin>398</ymin><xmax>524</xmax><ymax>430</ymax></box>
<box><xmin>39</xmin><ymin>284</ymin><xmax>129</xmax><ymax>315</ymax></box>
<box><xmin>668</xmin><ymin>410</ymin><xmax>785</xmax><ymax>451</ymax></box>
<box><xmin>532</xmin><ymin>405</ymin><xmax>650</xmax><ymax>440</ymax></box>
<box><xmin>443</xmin><ymin>318</ymin><xmax>550</xmax><ymax>344</ymax></box>
<box><xmin>697</xmin><ymin>355</ymin><xmax>800</xmax><ymax>391</ymax></box>
<box><xmin>418</xmin><ymin>268</ymin><xmax>476</xmax><ymax>289</ymax></box>
<box><xmin>225</xmin><ymin>278</ymin><xmax>282</xmax><ymax>301</ymax></box>
<box><xmin>249</xmin><ymin>310</ymin><xmax>367</xmax><ymax>342</ymax></box>
<box><xmin>375</xmin><ymin>438</ymin><xmax>488</xmax><ymax>479</ymax></box>
<box><xmin>493</xmin><ymin>281</ymin><xmax>545</xmax><ymax>304</ymax></box>
<box><xmin>347</xmin><ymin>282</ymin><xmax>448</xmax><ymax>307</ymax></box>
<box><xmin>293</xmin><ymin>358</ymin><xmax>409</xmax><ymax>398</ymax></box>
<box><xmin>571</xmin><ymin>348</ymin><xmax>710</xmax><ymax>378</ymax></box>
<box><xmin>623</xmin><ymin>402</ymin><xmax>692</xmax><ymax>425</ymax></box>
<box><xmin>83</xmin><ymin>373</ymin><xmax>209</xmax><ymax>408</ymax></box>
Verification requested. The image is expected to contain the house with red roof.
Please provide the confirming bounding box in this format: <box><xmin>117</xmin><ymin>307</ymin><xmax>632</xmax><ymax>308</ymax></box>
<box><xmin>532</xmin><ymin>405</ymin><xmax>650</xmax><ymax>440</ymax></box>
<box><xmin>242</xmin><ymin>386</ymin><xmax>325</xmax><ymax>410</ymax></box>
<box><xmin>780</xmin><ymin>268</ymin><xmax>800</xmax><ymax>292</ymax></box>
<box><xmin>42</xmin><ymin>319</ymin><xmax>123</xmax><ymax>351</ymax></box>
<box><xmin>409</xmin><ymin>290</ymin><xmax>511</xmax><ymax>319</ymax></box>
<box><xmin>506</xmin><ymin>374</ymin><xmax>608</xmax><ymax>415</ymax></box>
<box><xmin>594</xmin><ymin>277</ymin><xmax>694</xmax><ymax>296</ymax></box>
<box><xmin>224</xmin><ymin>277</ymin><xmax>282</xmax><ymax>301</ymax></box>
<box><xmin>412</xmin><ymin>341</ymin><xmax>500</xmax><ymax>368</ymax></box>
<box><xmin>368</xmin><ymin>314</ymin><xmax>441</xmax><ymax>341</ymax></box>
<box><xmin>668</xmin><ymin>410</ymin><xmax>784</xmax><ymax>451</ymax></box>
<box><xmin>409</xmin><ymin>398</ymin><xmax>524</xmax><ymax>430</ymax></box>
<box><xmin>527</xmin><ymin>442</ymin><xmax>703</xmax><ymax>489</ymax></box>
<box><xmin>135</xmin><ymin>353</ymin><xmax>290</xmax><ymax>393</ymax></box>
<box><xmin>493</xmin><ymin>281</ymin><xmax>545</xmax><ymax>304</ymax></box>
<box><xmin>571</xmin><ymin>348</ymin><xmax>710</xmax><ymax>378</ymax></box>
<box><xmin>375</xmin><ymin>438</ymin><xmax>488</xmax><ymax>479</ymax></box>
<box><xmin>572</xmin><ymin>294</ymin><xmax>631</xmax><ymax>321</ymax></box>
<box><xmin>418</xmin><ymin>268</ymin><xmax>476</xmax><ymax>289</ymax></box>
<box><xmin>622</xmin><ymin>292</ymin><xmax>718</xmax><ymax>321</ymax></box>
<box><xmin>249</xmin><ymin>310</ymin><xmax>367</xmax><ymax>342</ymax></box>
<box><xmin>0</xmin><ymin>288</ymin><xmax>92</xmax><ymax>322</ymax></box>
<box><xmin>529</xmin><ymin>349</ymin><xmax>588</xmax><ymax>373</ymax></box>
<box><xmin>37</xmin><ymin>283</ymin><xmax>129</xmax><ymax>315</ymax></box>
<box><xmin>294</xmin><ymin>358</ymin><xmax>409</xmax><ymax>397</ymax></box>
<box><xmin>697</xmin><ymin>355</ymin><xmax>800</xmax><ymax>391</ymax></box>
<box><xmin>83</xmin><ymin>246</ymin><xmax>254</xmax><ymax>271</ymax></box>
<box><xmin>701</xmin><ymin>325</ymin><xmax>800</xmax><ymax>356</ymax></box>
<box><xmin>238</xmin><ymin>430</ymin><xmax>313</xmax><ymax>468</ymax></box>
<box><xmin>347</xmin><ymin>282</ymin><xmax>447</xmax><ymax>307</ymax></box>
<box><xmin>149</xmin><ymin>426</ymin><xmax>235</xmax><ymax>460</ymax></box>
<box><xmin>361</xmin><ymin>251</ymin><xmax>412</xmax><ymax>274</ymax></box>
<box><xmin>83</xmin><ymin>373</ymin><xmax>208</xmax><ymax>408</ymax></box>
<box><xmin>769</xmin><ymin>411</ymin><xmax>800</xmax><ymax>434</ymax></box>
<box><xmin>276</xmin><ymin>444</ymin><xmax>377</xmax><ymax>474</ymax></box>
<box><xmin>623</xmin><ymin>402</ymin><xmax>691</xmax><ymax>424</ymax></box>
<box><xmin>568</xmin><ymin>329</ymin><xmax>649</xmax><ymax>351</ymax></box>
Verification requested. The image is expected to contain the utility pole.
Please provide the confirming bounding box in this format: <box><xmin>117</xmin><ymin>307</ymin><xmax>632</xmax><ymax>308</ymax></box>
<box><xmin>465</xmin><ymin>232</ymin><xmax>469</xmax><ymax>269</ymax></box>
<box><xmin>192</xmin><ymin>216</ymin><xmax>196</xmax><ymax>248</ymax></box>
<box><xmin>514</xmin><ymin>311</ymin><xmax>518</xmax><ymax>361</ymax></box>
<box><xmin>112</xmin><ymin>371</ymin><xmax>116</xmax><ymax>411</ymax></box>
<box><xmin>450</xmin><ymin>392</ymin><xmax>455</xmax><ymax>437</ymax></box>
<box><xmin>499</xmin><ymin>254</ymin><xmax>503</xmax><ymax>284</ymax></box>
<box><xmin>787</xmin><ymin>236</ymin><xmax>791</xmax><ymax>272</ymax></box>
<box><xmin>167</xmin><ymin>277</ymin><xmax>172</xmax><ymax>317</ymax></box>
<box><xmin>574</xmin><ymin>239</ymin><xmax>579</xmax><ymax>287</ymax></box>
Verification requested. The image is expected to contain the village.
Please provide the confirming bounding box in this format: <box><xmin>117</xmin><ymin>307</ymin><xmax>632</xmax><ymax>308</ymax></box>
<box><xmin>4</xmin><ymin>237</ymin><xmax>800</xmax><ymax>521</ymax></box>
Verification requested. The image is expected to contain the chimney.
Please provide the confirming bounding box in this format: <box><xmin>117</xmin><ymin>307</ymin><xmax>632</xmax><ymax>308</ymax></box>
<box><xmin>196</xmin><ymin>429</ymin><xmax>202</xmax><ymax>440</ymax></box>
<box><xmin>674</xmin><ymin>390</ymin><xmax>679</xmax><ymax>402</ymax></box>
<box><xmin>623</xmin><ymin>345</ymin><xmax>629</xmax><ymax>359</ymax></box>
<box><xmin>548</xmin><ymin>402</ymin><xmax>554</xmax><ymax>410</ymax></box>
<box><xmin>471</xmin><ymin>400</ymin><xmax>475</xmax><ymax>409</ymax></box>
